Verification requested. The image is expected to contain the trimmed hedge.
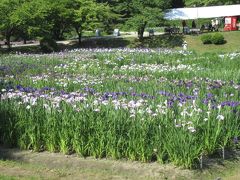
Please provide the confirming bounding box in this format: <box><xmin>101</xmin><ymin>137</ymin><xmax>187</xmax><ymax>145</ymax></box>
<box><xmin>201</xmin><ymin>34</ymin><xmax>212</xmax><ymax>44</ymax></box>
<box><xmin>201</xmin><ymin>33</ymin><xmax>225</xmax><ymax>45</ymax></box>
<box><xmin>211</xmin><ymin>33</ymin><xmax>225</xmax><ymax>45</ymax></box>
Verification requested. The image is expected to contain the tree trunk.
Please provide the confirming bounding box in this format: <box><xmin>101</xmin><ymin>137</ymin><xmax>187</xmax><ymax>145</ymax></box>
<box><xmin>53</xmin><ymin>30</ymin><xmax>61</xmax><ymax>40</ymax></box>
<box><xmin>78</xmin><ymin>33</ymin><xmax>81</xmax><ymax>45</ymax></box>
<box><xmin>6</xmin><ymin>34</ymin><xmax>11</xmax><ymax>50</ymax></box>
<box><xmin>60</xmin><ymin>30</ymin><xmax>65</xmax><ymax>40</ymax></box>
<box><xmin>137</xmin><ymin>22</ymin><xmax>147</xmax><ymax>42</ymax></box>
<box><xmin>137</xmin><ymin>28</ymin><xmax>144</xmax><ymax>41</ymax></box>
<box><xmin>75</xmin><ymin>27</ymin><xmax>82</xmax><ymax>45</ymax></box>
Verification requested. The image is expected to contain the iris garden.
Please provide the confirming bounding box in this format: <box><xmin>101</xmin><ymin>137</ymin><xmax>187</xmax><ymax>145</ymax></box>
<box><xmin>0</xmin><ymin>49</ymin><xmax>240</xmax><ymax>168</ymax></box>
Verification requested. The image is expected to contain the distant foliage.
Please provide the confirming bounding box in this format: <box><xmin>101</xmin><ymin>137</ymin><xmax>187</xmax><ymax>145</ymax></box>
<box><xmin>200</xmin><ymin>34</ymin><xmax>213</xmax><ymax>44</ymax></box>
<box><xmin>171</xmin><ymin>0</ymin><xmax>185</xmax><ymax>8</ymax></box>
<box><xmin>185</xmin><ymin>0</ymin><xmax>240</xmax><ymax>7</ymax></box>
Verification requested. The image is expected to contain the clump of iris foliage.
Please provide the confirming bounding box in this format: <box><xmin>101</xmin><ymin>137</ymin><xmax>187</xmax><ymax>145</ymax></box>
<box><xmin>0</xmin><ymin>49</ymin><xmax>240</xmax><ymax>168</ymax></box>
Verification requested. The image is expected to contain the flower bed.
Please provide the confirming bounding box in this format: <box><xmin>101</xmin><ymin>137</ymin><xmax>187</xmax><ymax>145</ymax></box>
<box><xmin>0</xmin><ymin>49</ymin><xmax>239</xmax><ymax>168</ymax></box>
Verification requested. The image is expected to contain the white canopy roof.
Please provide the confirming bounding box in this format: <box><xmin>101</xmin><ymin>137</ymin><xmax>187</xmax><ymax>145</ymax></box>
<box><xmin>164</xmin><ymin>4</ymin><xmax>240</xmax><ymax>20</ymax></box>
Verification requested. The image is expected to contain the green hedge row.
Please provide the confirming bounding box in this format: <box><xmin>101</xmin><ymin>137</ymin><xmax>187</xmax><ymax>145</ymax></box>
<box><xmin>201</xmin><ymin>33</ymin><xmax>225</xmax><ymax>45</ymax></box>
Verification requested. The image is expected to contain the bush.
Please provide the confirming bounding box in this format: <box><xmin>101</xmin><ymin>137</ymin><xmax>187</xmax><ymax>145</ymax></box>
<box><xmin>201</xmin><ymin>34</ymin><xmax>212</xmax><ymax>44</ymax></box>
<box><xmin>39</xmin><ymin>37</ymin><xmax>58</xmax><ymax>53</ymax></box>
<box><xmin>211</xmin><ymin>33</ymin><xmax>225</xmax><ymax>45</ymax></box>
<box><xmin>201</xmin><ymin>33</ymin><xmax>225</xmax><ymax>45</ymax></box>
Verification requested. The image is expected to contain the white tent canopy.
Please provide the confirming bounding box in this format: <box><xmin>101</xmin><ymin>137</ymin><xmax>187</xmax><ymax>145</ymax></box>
<box><xmin>164</xmin><ymin>4</ymin><xmax>240</xmax><ymax>20</ymax></box>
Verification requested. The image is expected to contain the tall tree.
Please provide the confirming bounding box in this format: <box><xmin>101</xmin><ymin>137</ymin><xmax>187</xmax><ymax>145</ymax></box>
<box><xmin>44</xmin><ymin>0</ymin><xmax>74</xmax><ymax>40</ymax></box>
<box><xmin>73</xmin><ymin>0</ymin><xmax>111</xmax><ymax>44</ymax></box>
<box><xmin>171</xmin><ymin>0</ymin><xmax>185</xmax><ymax>8</ymax></box>
<box><xmin>185</xmin><ymin>0</ymin><xmax>240</xmax><ymax>7</ymax></box>
<box><xmin>10</xmin><ymin>0</ymin><xmax>52</xmax><ymax>43</ymax></box>
<box><xmin>95</xmin><ymin>0</ymin><xmax>125</xmax><ymax>33</ymax></box>
<box><xmin>0</xmin><ymin>0</ymin><xmax>22</xmax><ymax>49</ymax></box>
<box><xmin>0</xmin><ymin>0</ymin><xmax>54</xmax><ymax>47</ymax></box>
<box><xmin>125</xmin><ymin>0</ymin><xmax>170</xmax><ymax>41</ymax></box>
<box><xmin>106</xmin><ymin>0</ymin><xmax>133</xmax><ymax>26</ymax></box>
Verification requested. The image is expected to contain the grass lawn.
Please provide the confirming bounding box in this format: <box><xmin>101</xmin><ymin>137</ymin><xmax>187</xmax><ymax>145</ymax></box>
<box><xmin>0</xmin><ymin>147</ymin><xmax>240</xmax><ymax>180</ymax></box>
<box><xmin>139</xmin><ymin>30</ymin><xmax>240</xmax><ymax>54</ymax></box>
<box><xmin>183</xmin><ymin>31</ymin><xmax>240</xmax><ymax>54</ymax></box>
<box><xmin>1</xmin><ymin>31</ymin><xmax>240</xmax><ymax>55</ymax></box>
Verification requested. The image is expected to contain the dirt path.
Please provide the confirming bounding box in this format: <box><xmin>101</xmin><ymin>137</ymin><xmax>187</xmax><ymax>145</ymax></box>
<box><xmin>0</xmin><ymin>146</ymin><xmax>193</xmax><ymax>180</ymax></box>
<box><xmin>1</xmin><ymin>146</ymin><xmax>240</xmax><ymax>180</ymax></box>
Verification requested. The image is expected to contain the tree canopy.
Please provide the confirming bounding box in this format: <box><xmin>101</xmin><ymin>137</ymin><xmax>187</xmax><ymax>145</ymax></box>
<box><xmin>185</xmin><ymin>0</ymin><xmax>240</xmax><ymax>7</ymax></box>
<box><xmin>124</xmin><ymin>0</ymin><xmax>170</xmax><ymax>40</ymax></box>
<box><xmin>0</xmin><ymin>0</ymin><xmax>239</xmax><ymax>48</ymax></box>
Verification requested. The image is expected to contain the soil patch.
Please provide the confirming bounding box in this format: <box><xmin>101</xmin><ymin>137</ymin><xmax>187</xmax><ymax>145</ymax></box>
<box><xmin>0</xmin><ymin>146</ymin><xmax>239</xmax><ymax>180</ymax></box>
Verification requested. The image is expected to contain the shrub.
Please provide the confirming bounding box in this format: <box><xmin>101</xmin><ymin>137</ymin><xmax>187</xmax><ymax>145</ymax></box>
<box><xmin>39</xmin><ymin>37</ymin><xmax>58</xmax><ymax>53</ymax></box>
<box><xmin>201</xmin><ymin>34</ymin><xmax>212</xmax><ymax>44</ymax></box>
<box><xmin>211</xmin><ymin>33</ymin><xmax>225</xmax><ymax>45</ymax></box>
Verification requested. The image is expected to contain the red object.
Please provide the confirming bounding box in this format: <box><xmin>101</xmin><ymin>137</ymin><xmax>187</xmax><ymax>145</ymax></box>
<box><xmin>224</xmin><ymin>16</ymin><xmax>238</xmax><ymax>31</ymax></box>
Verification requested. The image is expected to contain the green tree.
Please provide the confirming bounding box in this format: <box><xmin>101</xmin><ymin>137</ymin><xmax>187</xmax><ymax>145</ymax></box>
<box><xmin>0</xmin><ymin>0</ymin><xmax>53</xmax><ymax>48</ymax></box>
<box><xmin>103</xmin><ymin>0</ymin><xmax>133</xmax><ymax>29</ymax></box>
<box><xmin>16</xmin><ymin>0</ymin><xmax>76</xmax><ymax>41</ymax></box>
<box><xmin>44</xmin><ymin>0</ymin><xmax>74</xmax><ymax>40</ymax></box>
<box><xmin>125</xmin><ymin>0</ymin><xmax>170</xmax><ymax>41</ymax></box>
<box><xmin>185</xmin><ymin>0</ymin><xmax>240</xmax><ymax>7</ymax></box>
<box><xmin>171</xmin><ymin>0</ymin><xmax>185</xmax><ymax>8</ymax></box>
<box><xmin>0</xmin><ymin>0</ymin><xmax>22</xmax><ymax>49</ymax></box>
<box><xmin>73</xmin><ymin>0</ymin><xmax>111</xmax><ymax>44</ymax></box>
<box><xmin>10</xmin><ymin>0</ymin><xmax>52</xmax><ymax>44</ymax></box>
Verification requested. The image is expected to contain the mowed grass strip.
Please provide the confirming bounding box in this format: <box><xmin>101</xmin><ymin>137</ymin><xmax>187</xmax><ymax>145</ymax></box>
<box><xmin>1</xmin><ymin>31</ymin><xmax>240</xmax><ymax>54</ymax></box>
<box><xmin>184</xmin><ymin>31</ymin><xmax>240</xmax><ymax>54</ymax></box>
<box><xmin>0</xmin><ymin>149</ymin><xmax>240</xmax><ymax>180</ymax></box>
